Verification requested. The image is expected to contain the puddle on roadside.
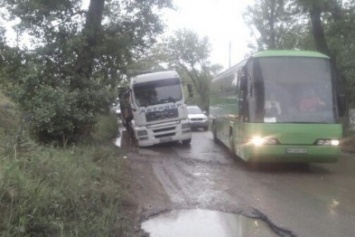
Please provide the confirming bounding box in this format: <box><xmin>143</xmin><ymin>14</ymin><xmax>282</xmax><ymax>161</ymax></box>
<box><xmin>141</xmin><ymin>209</ymin><xmax>277</xmax><ymax>237</ymax></box>
<box><xmin>115</xmin><ymin>136</ymin><xmax>122</xmax><ymax>147</ymax></box>
<box><xmin>114</xmin><ymin>127</ymin><xmax>124</xmax><ymax>148</ymax></box>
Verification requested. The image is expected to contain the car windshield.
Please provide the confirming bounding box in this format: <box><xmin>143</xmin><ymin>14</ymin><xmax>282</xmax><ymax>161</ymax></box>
<box><xmin>133</xmin><ymin>78</ymin><xmax>182</xmax><ymax>107</ymax></box>
<box><xmin>187</xmin><ymin>107</ymin><xmax>203</xmax><ymax>114</ymax></box>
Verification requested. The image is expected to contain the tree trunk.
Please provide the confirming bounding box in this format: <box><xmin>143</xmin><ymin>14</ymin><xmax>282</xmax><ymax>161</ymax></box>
<box><xmin>74</xmin><ymin>0</ymin><xmax>105</xmax><ymax>86</ymax></box>
<box><xmin>268</xmin><ymin>0</ymin><xmax>276</xmax><ymax>49</ymax></box>
<box><xmin>309</xmin><ymin>3</ymin><xmax>330</xmax><ymax>55</ymax></box>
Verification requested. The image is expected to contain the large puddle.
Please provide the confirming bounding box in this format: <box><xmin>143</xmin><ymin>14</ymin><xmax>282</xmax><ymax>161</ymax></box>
<box><xmin>141</xmin><ymin>209</ymin><xmax>276</xmax><ymax>237</ymax></box>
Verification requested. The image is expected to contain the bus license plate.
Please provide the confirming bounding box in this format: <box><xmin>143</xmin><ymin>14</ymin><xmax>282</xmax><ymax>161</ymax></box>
<box><xmin>159</xmin><ymin>137</ymin><xmax>172</xmax><ymax>142</ymax></box>
<box><xmin>286</xmin><ymin>147</ymin><xmax>308</xmax><ymax>154</ymax></box>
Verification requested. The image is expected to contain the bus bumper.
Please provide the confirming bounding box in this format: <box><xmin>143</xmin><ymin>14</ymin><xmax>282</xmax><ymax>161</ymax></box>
<box><xmin>241</xmin><ymin>145</ymin><xmax>340</xmax><ymax>163</ymax></box>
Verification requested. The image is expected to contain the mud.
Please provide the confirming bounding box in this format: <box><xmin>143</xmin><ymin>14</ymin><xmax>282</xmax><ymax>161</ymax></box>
<box><xmin>121</xmin><ymin>130</ymin><xmax>355</xmax><ymax>237</ymax></box>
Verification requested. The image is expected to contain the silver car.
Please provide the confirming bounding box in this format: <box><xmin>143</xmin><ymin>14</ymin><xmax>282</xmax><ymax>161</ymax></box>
<box><xmin>187</xmin><ymin>105</ymin><xmax>208</xmax><ymax>131</ymax></box>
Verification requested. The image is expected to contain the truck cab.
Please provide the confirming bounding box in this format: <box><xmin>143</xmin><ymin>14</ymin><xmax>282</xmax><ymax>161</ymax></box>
<box><xmin>129</xmin><ymin>71</ymin><xmax>192</xmax><ymax>146</ymax></box>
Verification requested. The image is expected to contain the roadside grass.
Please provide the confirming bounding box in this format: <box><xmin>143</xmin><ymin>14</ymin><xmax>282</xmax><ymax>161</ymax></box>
<box><xmin>0</xmin><ymin>92</ymin><xmax>134</xmax><ymax>236</ymax></box>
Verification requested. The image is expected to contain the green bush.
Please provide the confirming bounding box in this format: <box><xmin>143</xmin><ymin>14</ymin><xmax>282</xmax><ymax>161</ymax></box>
<box><xmin>92</xmin><ymin>114</ymin><xmax>119</xmax><ymax>144</ymax></box>
<box><xmin>8</xmin><ymin>68</ymin><xmax>117</xmax><ymax>145</ymax></box>
<box><xmin>0</xmin><ymin>91</ymin><xmax>133</xmax><ymax>236</ymax></box>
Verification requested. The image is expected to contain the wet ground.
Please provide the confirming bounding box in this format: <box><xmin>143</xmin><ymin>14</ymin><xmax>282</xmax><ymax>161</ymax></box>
<box><xmin>119</xmin><ymin>129</ymin><xmax>355</xmax><ymax>237</ymax></box>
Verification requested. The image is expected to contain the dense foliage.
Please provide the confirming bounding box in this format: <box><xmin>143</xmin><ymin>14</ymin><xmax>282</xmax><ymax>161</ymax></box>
<box><xmin>0</xmin><ymin>0</ymin><xmax>172</xmax><ymax>143</ymax></box>
<box><xmin>0</xmin><ymin>95</ymin><xmax>130</xmax><ymax>236</ymax></box>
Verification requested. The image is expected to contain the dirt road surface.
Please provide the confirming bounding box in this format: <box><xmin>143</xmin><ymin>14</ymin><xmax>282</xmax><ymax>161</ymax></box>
<box><xmin>121</xmin><ymin>130</ymin><xmax>355</xmax><ymax>237</ymax></box>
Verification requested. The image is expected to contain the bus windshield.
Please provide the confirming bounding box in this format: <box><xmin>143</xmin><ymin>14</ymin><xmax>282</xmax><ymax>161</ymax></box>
<box><xmin>133</xmin><ymin>78</ymin><xmax>183</xmax><ymax>107</ymax></box>
<box><xmin>251</xmin><ymin>57</ymin><xmax>336</xmax><ymax>123</ymax></box>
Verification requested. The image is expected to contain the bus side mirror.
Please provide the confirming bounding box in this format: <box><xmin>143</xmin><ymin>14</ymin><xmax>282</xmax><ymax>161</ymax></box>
<box><xmin>187</xmin><ymin>83</ymin><xmax>193</xmax><ymax>98</ymax></box>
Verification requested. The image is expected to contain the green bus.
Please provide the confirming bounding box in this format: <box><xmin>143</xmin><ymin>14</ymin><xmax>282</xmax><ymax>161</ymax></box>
<box><xmin>209</xmin><ymin>50</ymin><xmax>345</xmax><ymax>163</ymax></box>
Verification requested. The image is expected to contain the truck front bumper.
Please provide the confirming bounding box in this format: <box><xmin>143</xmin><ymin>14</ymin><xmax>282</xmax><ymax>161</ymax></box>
<box><xmin>134</xmin><ymin>119</ymin><xmax>191</xmax><ymax>147</ymax></box>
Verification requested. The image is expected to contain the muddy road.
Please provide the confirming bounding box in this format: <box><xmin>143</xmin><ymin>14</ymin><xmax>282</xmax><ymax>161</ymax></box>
<box><xmin>120</xmin><ymin>130</ymin><xmax>355</xmax><ymax>237</ymax></box>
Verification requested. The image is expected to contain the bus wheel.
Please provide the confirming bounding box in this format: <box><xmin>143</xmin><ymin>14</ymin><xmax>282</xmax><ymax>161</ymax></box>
<box><xmin>229</xmin><ymin>129</ymin><xmax>235</xmax><ymax>154</ymax></box>
<box><xmin>212</xmin><ymin>122</ymin><xmax>218</xmax><ymax>143</ymax></box>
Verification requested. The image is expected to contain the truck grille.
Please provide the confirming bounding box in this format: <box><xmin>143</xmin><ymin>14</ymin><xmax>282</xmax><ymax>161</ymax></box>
<box><xmin>153</xmin><ymin>127</ymin><xmax>175</xmax><ymax>133</ymax></box>
<box><xmin>155</xmin><ymin>132</ymin><xmax>175</xmax><ymax>138</ymax></box>
<box><xmin>146</xmin><ymin>108</ymin><xmax>178</xmax><ymax>122</ymax></box>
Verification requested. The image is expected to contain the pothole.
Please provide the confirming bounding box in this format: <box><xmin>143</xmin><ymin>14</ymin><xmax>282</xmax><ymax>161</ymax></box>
<box><xmin>141</xmin><ymin>209</ymin><xmax>277</xmax><ymax>237</ymax></box>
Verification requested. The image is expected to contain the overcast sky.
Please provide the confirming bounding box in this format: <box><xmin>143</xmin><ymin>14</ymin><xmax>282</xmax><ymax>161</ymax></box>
<box><xmin>162</xmin><ymin>0</ymin><xmax>255</xmax><ymax>69</ymax></box>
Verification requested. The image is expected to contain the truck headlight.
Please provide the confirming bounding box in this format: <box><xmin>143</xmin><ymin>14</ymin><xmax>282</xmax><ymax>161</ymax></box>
<box><xmin>137</xmin><ymin>130</ymin><xmax>148</xmax><ymax>136</ymax></box>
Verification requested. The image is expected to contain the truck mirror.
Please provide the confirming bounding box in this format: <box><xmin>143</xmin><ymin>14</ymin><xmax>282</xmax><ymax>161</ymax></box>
<box><xmin>187</xmin><ymin>83</ymin><xmax>193</xmax><ymax>97</ymax></box>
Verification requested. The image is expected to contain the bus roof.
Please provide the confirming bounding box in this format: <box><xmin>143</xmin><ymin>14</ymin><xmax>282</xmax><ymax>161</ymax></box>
<box><xmin>213</xmin><ymin>50</ymin><xmax>329</xmax><ymax>82</ymax></box>
<box><xmin>252</xmin><ymin>50</ymin><xmax>329</xmax><ymax>59</ymax></box>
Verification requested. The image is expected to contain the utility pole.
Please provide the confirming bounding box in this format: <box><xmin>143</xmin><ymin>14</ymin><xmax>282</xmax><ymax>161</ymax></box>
<box><xmin>228</xmin><ymin>41</ymin><xmax>232</xmax><ymax>68</ymax></box>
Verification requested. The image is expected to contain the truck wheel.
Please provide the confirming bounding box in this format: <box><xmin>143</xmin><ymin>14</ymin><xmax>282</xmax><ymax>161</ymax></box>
<box><xmin>182</xmin><ymin>138</ymin><xmax>191</xmax><ymax>145</ymax></box>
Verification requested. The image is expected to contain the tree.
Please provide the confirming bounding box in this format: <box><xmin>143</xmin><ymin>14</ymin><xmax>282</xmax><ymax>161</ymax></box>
<box><xmin>158</xmin><ymin>29</ymin><xmax>222</xmax><ymax>112</ymax></box>
<box><xmin>243</xmin><ymin>0</ymin><xmax>310</xmax><ymax>51</ymax></box>
<box><xmin>1</xmin><ymin>0</ymin><xmax>172</xmax><ymax>143</ymax></box>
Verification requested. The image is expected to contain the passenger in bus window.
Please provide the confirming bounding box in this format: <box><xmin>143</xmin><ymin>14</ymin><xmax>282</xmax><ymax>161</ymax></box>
<box><xmin>299</xmin><ymin>88</ymin><xmax>325</xmax><ymax>112</ymax></box>
<box><xmin>264</xmin><ymin>93</ymin><xmax>281</xmax><ymax>117</ymax></box>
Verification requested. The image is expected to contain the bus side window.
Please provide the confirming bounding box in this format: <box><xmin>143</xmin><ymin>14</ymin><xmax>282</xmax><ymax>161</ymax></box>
<box><xmin>237</xmin><ymin>71</ymin><xmax>247</xmax><ymax>117</ymax></box>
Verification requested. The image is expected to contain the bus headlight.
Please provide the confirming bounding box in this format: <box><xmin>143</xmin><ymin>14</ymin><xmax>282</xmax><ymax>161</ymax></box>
<box><xmin>316</xmin><ymin>139</ymin><xmax>339</xmax><ymax>146</ymax></box>
<box><xmin>250</xmin><ymin>136</ymin><xmax>279</xmax><ymax>146</ymax></box>
<box><xmin>250</xmin><ymin>136</ymin><xmax>265</xmax><ymax>146</ymax></box>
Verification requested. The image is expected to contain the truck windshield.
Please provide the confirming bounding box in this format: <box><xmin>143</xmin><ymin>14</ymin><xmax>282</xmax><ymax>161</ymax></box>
<box><xmin>251</xmin><ymin>57</ymin><xmax>336</xmax><ymax>123</ymax></box>
<box><xmin>133</xmin><ymin>78</ymin><xmax>183</xmax><ymax>106</ymax></box>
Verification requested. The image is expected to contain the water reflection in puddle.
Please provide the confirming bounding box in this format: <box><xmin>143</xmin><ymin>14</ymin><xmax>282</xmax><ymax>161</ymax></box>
<box><xmin>141</xmin><ymin>209</ymin><xmax>276</xmax><ymax>237</ymax></box>
<box><xmin>114</xmin><ymin>136</ymin><xmax>121</xmax><ymax>147</ymax></box>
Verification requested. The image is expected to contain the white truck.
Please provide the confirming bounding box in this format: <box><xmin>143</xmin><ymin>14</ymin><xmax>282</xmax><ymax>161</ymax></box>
<box><xmin>129</xmin><ymin>70</ymin><xmax>192</xmax><ymax>147</ymax></box>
